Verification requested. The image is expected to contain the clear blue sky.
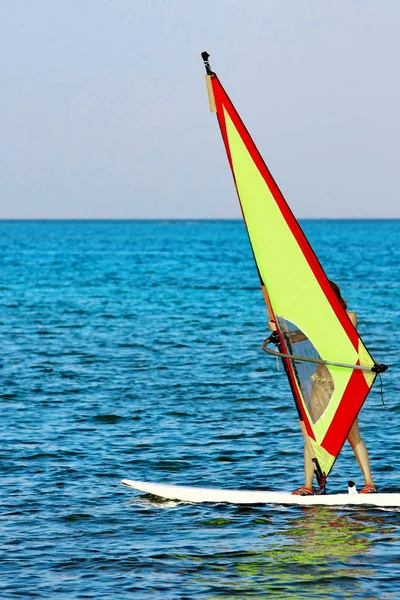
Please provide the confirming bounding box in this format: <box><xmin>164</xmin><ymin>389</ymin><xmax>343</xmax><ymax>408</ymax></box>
<box><xmin>1</xmin><ymin>0</ymin><xmax>399</xmax><ymax>218</ymax></box>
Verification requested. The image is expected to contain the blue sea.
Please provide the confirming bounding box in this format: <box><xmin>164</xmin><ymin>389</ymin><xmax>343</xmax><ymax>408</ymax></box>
<box><xmin>1</xmin><ymin>219</ymin><xmax>399</xmax><ymax>599</ymax></box>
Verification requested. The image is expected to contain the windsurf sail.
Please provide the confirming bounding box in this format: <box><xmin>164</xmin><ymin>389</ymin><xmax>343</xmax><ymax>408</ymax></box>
<box><xmin>201</xmin><ymin>52</ymin><xmax>387</xmax><ymax>484</ymax></box>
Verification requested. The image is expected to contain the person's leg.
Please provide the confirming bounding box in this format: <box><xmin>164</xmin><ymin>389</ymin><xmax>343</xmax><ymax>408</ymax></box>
<box><xmin>347</xmin><ymin>419</ymin><xmax>375</xmax><ymax>488</ymax></box>
<box><xmin>303</xmin><ymin>443</ymin><xmax>315</xmax><ymax>489</ymax></box>
<box><xmin>292</xmin><ymin>434</ymin><xmax>315</xmax><ymax>495</ymax></box>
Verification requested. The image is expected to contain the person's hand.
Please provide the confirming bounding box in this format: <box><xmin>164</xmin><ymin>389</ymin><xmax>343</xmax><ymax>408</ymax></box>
<box><xmin>268</xmin><ymin>320</ymin><xmax>277</xmax><ymax>332</ymax></box>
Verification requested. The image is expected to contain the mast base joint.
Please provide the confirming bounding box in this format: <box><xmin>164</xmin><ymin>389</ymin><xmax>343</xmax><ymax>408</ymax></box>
<box><xmin>312</xmin><ymin>458</ymin><xmax>327</xmax><ymax>495</ymax></box>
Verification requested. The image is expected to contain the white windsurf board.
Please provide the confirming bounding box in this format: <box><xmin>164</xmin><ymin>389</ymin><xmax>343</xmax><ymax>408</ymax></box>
<box><xmin>121</xmin><ymin>479</ymin><xmax>400</xmax><ymax>507</ymax></box>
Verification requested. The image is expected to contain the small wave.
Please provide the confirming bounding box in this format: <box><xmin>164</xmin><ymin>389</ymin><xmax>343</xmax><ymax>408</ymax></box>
<box><xmin>92</xmin><ymin>414</ymin><xmax>125</xmax><ymax>424</ymax></box>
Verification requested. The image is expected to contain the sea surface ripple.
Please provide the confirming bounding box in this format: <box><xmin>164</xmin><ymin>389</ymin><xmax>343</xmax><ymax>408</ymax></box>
<box><xmin>1</xmin><ymin>219</ymin><xmax>399</xmax><ymax>599</ymax></box>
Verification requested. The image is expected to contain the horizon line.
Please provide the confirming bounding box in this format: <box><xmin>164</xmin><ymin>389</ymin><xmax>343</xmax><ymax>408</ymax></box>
<box><xmin>0</xmin><ymin>217</ymin><xmax>399</xmax><ymax>223</ymax></box>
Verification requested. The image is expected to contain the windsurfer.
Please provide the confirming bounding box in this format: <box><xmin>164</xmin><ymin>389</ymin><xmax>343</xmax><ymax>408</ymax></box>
<box><xmin>268</xmin><ymin>281</ymin><xmax>377</xmax><ymax>496</ymax></box>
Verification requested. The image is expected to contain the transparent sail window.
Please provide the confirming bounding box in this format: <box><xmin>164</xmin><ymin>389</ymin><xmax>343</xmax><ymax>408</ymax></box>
<box><xmin>277</xmin><ymin>316</ymin><xmax>335</xmax><ymax>424</ymax></box>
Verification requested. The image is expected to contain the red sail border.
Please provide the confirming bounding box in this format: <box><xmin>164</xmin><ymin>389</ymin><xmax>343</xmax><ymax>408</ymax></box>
<box><xmin>210</xmin><ymin>73</ymin><xmax>376</xmax><ymax>464</ymax></box>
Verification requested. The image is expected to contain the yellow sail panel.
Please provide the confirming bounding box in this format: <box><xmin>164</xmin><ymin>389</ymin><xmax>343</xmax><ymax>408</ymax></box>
<box><xmin>224</xmin><ymin>109</ymin><xmax>357</xmax><ymax>361</ymax></box>
<box><xmin>223</xmin><ymin>108</ymin><xmax>357</xmax><ymax>448</ymax></box>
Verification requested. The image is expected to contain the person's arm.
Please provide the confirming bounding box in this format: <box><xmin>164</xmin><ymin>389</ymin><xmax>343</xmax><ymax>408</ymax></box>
<box><xmin>347</xmin><ymin>311</ymin><xmax>358</xmax><ymax>329</ymax></box>
<box><xmin>267</xmin><ymin>320</ymin><xmax>307</xmax><ymax>343</ymax></box>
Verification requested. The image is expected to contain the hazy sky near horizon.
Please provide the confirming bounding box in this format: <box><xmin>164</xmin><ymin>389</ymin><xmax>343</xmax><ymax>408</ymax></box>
<box><xmin>1</xmin><ymin>0</ymin><xmax>399</xmax><ymax>219</ymax></box>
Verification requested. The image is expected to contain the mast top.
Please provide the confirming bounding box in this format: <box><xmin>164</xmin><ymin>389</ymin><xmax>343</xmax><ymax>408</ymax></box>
<box><xmin>201</xmin><ymin>51</ymin><xmax>214</xmax><ymax>76</ymax></box>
